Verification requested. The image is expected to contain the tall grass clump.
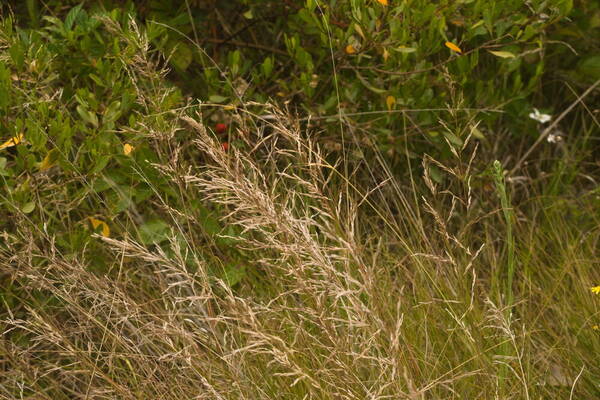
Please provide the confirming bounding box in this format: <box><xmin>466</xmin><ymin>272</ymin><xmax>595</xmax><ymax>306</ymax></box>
<box><xmin>3</xmin><ymin>101</ymin><xmax>600</xmax><ymax>397</ymax></box>
<box><xmin>1</xmin><ymin>4</ymin><xmax>600</xmax><ymax>400</ymax></box>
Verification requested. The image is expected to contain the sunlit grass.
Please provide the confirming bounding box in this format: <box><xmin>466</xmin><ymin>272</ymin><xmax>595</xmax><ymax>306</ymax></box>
<box><xmin>1</xmin><ymin>6</ymin><xmax>599</xmax><ymax>399</ymax></box>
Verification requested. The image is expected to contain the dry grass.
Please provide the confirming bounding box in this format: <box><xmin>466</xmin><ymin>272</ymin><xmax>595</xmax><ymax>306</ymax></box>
<box><xmin>2</xmin><ymin>102</ymin><xmax>599</xmax><ymax>398</ymax></box>
<box><xmin>1</xmin><ymin>16</ymin><xmax>599</xmax><ymax>399</ymax></box>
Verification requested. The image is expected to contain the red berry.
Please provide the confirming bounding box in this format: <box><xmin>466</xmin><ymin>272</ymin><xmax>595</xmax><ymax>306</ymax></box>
<box><xmin>221</xmin><ymin>142</ymin><xmax>229</xmax><ymax>151</ymax></box>
<box><xmin>215</xmin><ymin>123</ymin><xmax>227</xmax><ymax>134</ymax></box>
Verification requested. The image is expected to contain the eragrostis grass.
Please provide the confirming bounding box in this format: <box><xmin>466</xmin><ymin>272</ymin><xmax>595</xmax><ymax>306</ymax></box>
<box><xmin>3</xmin><ymin>104</ymin><xmax>598</xmax><ymax>398</ymax></box>
<box><xmin>2</xmin><ymin>18</ymin><xmax>599</xmax><ymax>399</ymax></box>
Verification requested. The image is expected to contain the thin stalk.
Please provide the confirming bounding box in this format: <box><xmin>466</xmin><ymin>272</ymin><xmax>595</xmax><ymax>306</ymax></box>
<box><xmin>493</xmin><ymin>160</ymin><xmax>515</xmax><ymax>309</ymax></box>
<box><xmin>492</xmin><ymin>160</ymin><xmax>516</xmax><ymax>394</ymax></box>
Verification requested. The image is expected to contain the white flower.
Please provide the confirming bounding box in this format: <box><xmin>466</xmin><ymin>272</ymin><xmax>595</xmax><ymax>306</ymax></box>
<box><xmin>546</xmin><ymin>130</ymin><xmax>564</xmax><ymax>143</ymax></box>
<box><xmin>529</xmin><ymin>108</ymin><xmax>552</xmax><ymax>124</ymax></box>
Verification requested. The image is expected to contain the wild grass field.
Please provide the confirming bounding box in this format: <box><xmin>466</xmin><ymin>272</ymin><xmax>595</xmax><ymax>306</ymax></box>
<box><xmin>0</xmin><ymin>1</ymin><xmax>599</xmax><ymax>398</ymax></box>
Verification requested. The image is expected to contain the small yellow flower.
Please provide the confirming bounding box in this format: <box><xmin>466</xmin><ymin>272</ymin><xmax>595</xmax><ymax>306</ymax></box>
<box><xmin>386</xmin><ymin>95</ymin><xmax>396</xmax><ymax>111</ymax></box>
<box><xmin>377</xmin><ymin>0</ymin><xmax>389</xmax><ymax>5</ymax></box>
<box><xmin>382</xmin><ymin>48</ymin><xmax>390</xmax><ymax>62</ymax></box>
<box><xmin>591</xmin><ymin>285</ymin><xmax>600</xmax><ymax>295</ymax></box>
<box><xmin>123</xmin><ymin>143</ymin><xmax>134</xmax><ymax>156</ymax></box>
<box><xmin>345</xmin><ymin>44</ymin><xmax>357</xmax><ymax>55</ymax></box>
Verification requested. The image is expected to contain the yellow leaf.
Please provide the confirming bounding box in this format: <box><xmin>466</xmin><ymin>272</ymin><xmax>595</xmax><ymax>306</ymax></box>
<box><xmin>377</xmin><ymin>0</ymin><xmax>388</xmax><ymax>5</ymax></box>
<box><xmin>449</xmin><ymin>17</ymin><xmax>466</xmax><ymax>27</ymax></box>
<box><xmin>88</xmin><ymin>217</ymin><xmax>110</xmax><ymax>237</ymax></box>
<box><xmin>396</xmin><ymin>46</ymin><xmax>417</xmax><ymax>53</ymax></box>
<box><xmin>0</xmin><ymin>133</ymin><xmax>24</xmax><ymax>150</ymax></box>
<box><xmin>345</xmin><ymin>44</ymin><xmax>357</xmax><ymax>55</ymax></box>
<box><xmin>386</xmin><ymin>95</ymin><xmax>396</xmax><ymax>111</ymax></box>
<box><xmin>39</xmin><ymin>149</ymin><xmax>59</xmax><ymax>171</ymax></box>
<box><xmin>354</xmin><ymin>23</ymin><xmax>366</xmax><ymax>41</ymax></box>
<box><xmin>383</xmin><ymin>48</ymin><xmax>390</xmax><ymax>62</ymax></box>
<box><xmin>123</xmin><ymin>143</ymin><xmax>134</xmax><ymax>156</ymax></box>
<box><xmin>488</xmin><ymin>50</ymin><xmax>516</xmax><ymax>59</ymax></box>
<box><xmin>470</xmin><ymin>125</ymin><xmax>485</xmax><ymax>140</ymax></box>
<box><xmin>445</xmin><ymin>41</ymin><xmax>462</xmax><ymax>53</ymax></box>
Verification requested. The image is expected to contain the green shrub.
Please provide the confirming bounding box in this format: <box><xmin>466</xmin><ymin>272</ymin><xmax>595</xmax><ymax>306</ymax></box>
<box><xmin>95</xmin><ymin>1</ymin><xmax>600</xmax><ymax>164</ymax></box>
<box><xmin>0</xmin><ymin>7</ymin><xmax>248</xmax><ymax>283</ymax></box>
<box><xmin>7</xmin><ymin>1</ymin><xmax>599</xmax><ymax>167</ymax></box>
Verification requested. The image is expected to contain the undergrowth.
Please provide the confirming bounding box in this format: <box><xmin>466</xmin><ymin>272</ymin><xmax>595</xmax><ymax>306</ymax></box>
<box><xmin>1</xmin><ymin>3</ymin><xmax>599</xmax><ymax>399</ymax></box>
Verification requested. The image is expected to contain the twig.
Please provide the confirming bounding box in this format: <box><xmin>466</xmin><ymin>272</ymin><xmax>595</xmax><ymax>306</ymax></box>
<box><xmin>300</xmin><ymin>107</ymin><xmax>504</xmax><ymax>121</ymax></box>
<box><xmin>340</xmin><ymin>36</ymin><xmax>514</xmax><ymax>77</ymax></box>
<box><xmin>509</xmin><ymin>79</ymin><xmax>600</xmax><ymax>176</ymax></box>
<box><xmin>201</xmin><ymin>37</ymin><xmax>288</xmax><ymax>56</ymax></box>
<box><xmin>569</xmin><ymin>365</ymin><xmax>585</xmax><ymax>400</ymax></box>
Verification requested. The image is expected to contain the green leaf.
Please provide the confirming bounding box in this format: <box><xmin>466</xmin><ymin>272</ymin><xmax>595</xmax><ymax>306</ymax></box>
<box><xmin>21</xmin><ymin>201</ymin><xmax>35</xmax><ymax>214</ymax></box>
<box><xmin>209</xmin><ymin>95</ymin><xmax>228</xmax><ymax>103</ymax></box>
<box><xmin>353</xmin><ymin>70</ymin><xmax>386</xmax><ymax>94</ymax></box>
<box><xmin>443</xmin><ymin>131</ymin><xmax>463</xmax><ymax>147</ymax></box>
<box><xmin>224</xmin><ymin>264</ymin><xmax>246</xmax><ymax>286</ymax></box>
<box><xmin>9</xmin><ymin>43</ymin><xmax>25</xmax><ymax>70</ymax></box>
<box><xmin>88</xmin><ymin>73</ymin><xmax>104</xmax><ymax>87</ymax></box>
<box><xmin>26</xmin><ymin>0</ymin><xmax>40</xmax><ymax>27</ymax></box>
<box><xmin>577</xmin><ymin>56</ymin><xmax>600</xmax><ymax>79</ymax></box>
<box><xmin>139</xmin><ymin>219</ymin><xmax>170</xmax><ymax>245</ymax></box>
<box><xmin>90</xmin><ymin>155</ymin><xmax>110</xmax><ymax>174</ymax></box>
<box><xmin>103</xmin><ymin>101</ymin><xmax>122</xmax><ymax>125</ymax></box>
<box><xmin>557</xmin><ymin>0</ymin><xmax>573</xmax><ymax>15</ymax></box>
<box><xmin>0</xmin><ymin>63</ymin><xmax>10</xmax><ymax>111</ymax></box>
<box><xmin>470</xmin><ymin>125</ymin><xmax>485</xmax><ymax>140</ymax></box>
<box><xmin>428</xmin><ymin>164</ymin><xmax>443</xmax><ymax>184</ymax></box>
<box><xmin>170</xmin><ymin>42</ymin><xmax>193</xmax><ymax>71</ymax></box>
<box><xmin>64</xmin><ymin>4</ymin><xmax>83</xmax><ymax>31</ymax></box>
<box><xmin>76</xmin><ymin>105</ymin><xmax>99</xmax><ymax>128</ymax></box>
<box><xmin>261</xmin><ymin>56</ymin><xmax>274</xmax><ymax>77</ymax></box>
